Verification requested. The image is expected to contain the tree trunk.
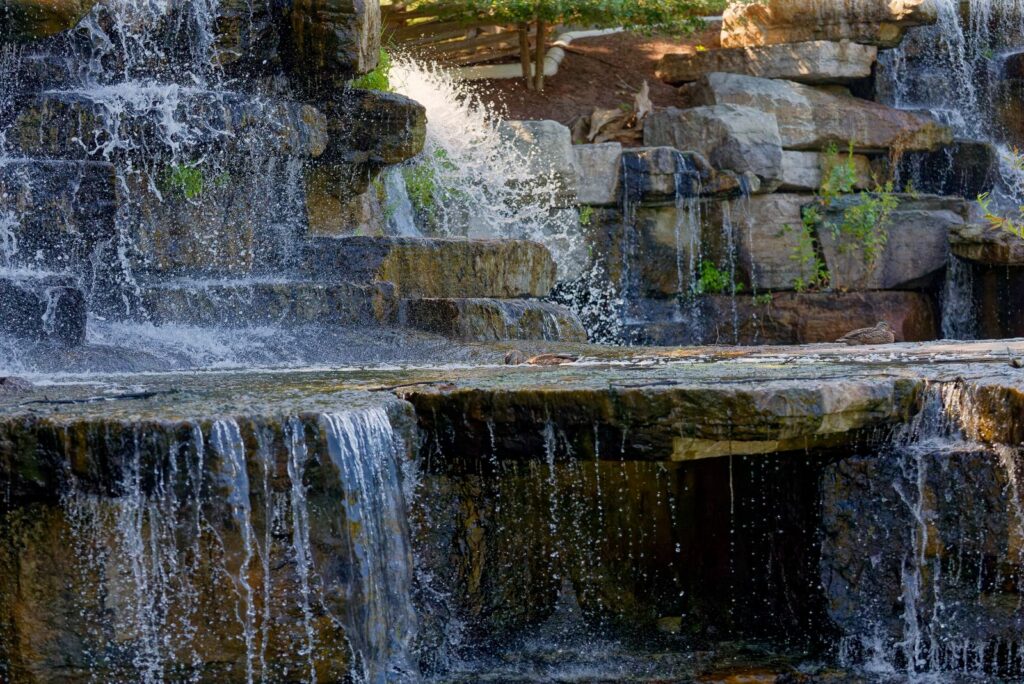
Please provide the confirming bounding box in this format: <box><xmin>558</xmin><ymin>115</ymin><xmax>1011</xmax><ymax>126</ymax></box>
<box><xmin>533</xmin><ymin>19</ymin><xmax>547</xmax><ymax>92</ymax></box>
<box><xmin>518</xmin><ymin>22</ymin><xmax>533</xmax><ymax>91</ymax></box>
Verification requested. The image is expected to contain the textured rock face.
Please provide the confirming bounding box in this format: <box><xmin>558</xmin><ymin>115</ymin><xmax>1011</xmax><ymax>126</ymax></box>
<box><xmin>822</xmin><ymin>441</ymin><xmax>1024</xmax><ymax>660</ymax></box>
<box><xmin>644</xmin><ymin>105</ymin><xmax>783</xmax><ymax>191</ymax></box>
<box><xmin>779</xmin><ymin>150</ymin><xmax>872</xmax><ymax>192</ymax></box>
<box><xmin>402</xmin><ymin>298</ymin><xmax>587</xmax><ymax>343</ymax></box>
<box><xmin>0</xmin><ymin>160</ymin><xmax>116</xmax><ymax>278</ymax></box>
<box><xmin>627</xmin><ymin>291</ymin><xmax>939</xmax><ymax>346</ymax></box>
<box><xmin>950</xmin><ymin>224</ymin><xmax>1024</xmax><ymax>266</ymax></box>
<box><xmin>0</xmin><ymin>0</ymin><xmax>97</xmax><ymax>41</ymax></box>
<box><xmin>681</xmin><ymin>73</ymin><xmax>952</xmax><ymax>153</ymax></box>
<box><xmin>0</xmin><ymin>274</ymin><xmax>87</xmax><ymax>345</ymax></box>
<box><xmin>721</xmin><ymin>0</ymin><xmax>938</xmax><ymax>48</ymax></box>
<box><xmin>896</xmin><ymin>140</ymin><xmax>998</xmax><ymax>199</ymax></box>
<box><xmin>303</xmin><ymin>236</ymin><xmax>559</xmax><ymax>299</ymax></box>
<box><xmin>279</xmin><ymin>0</ymin><xmax>382</xmax><ymax>99</ymax></box>
<box><xmin>657</xmin><ymin>40</ymin><xmax>878</xmax><ymax>86</ymax></box>
<box><xmin>819</xmin><ymin>194</ymin><xmax>967</xmax><ymax>290</ymax></box>
<box><xmin>574</xmin><ymin>142</ymin><xmax>622</xmax><ymax>206</ymax></box>
<box><xmin>729</xmin><ymin>193</ymin><xmax>816</xmax><ymax>291</ymax></box>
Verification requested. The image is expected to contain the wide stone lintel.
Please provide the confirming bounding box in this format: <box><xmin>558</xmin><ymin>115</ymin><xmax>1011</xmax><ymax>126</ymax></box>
<box><xmin>657</xmin><ymin>40</ymin><xmax>878</xmax><ymax>87</ymax></box>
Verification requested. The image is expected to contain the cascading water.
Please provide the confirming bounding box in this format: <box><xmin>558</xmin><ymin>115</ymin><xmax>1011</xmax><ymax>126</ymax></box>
<box><xmin>828</xmin><ymin>383</ymin><xmax>1024</xmax><ymax>679</ymax></box>
<box><xmin>386</xmin><ymin>57</ymin><xmax>579</xmax><ymax>269</ymax></box>
<box><xmin>881</xmin><ymin>0</ymin><xmax>1024</xmax><ymax>339</ymax></box>
<box><xmin>42</xmin><ymin>406</ymin><xmax>418</xmax><ymax>684</ymax></box>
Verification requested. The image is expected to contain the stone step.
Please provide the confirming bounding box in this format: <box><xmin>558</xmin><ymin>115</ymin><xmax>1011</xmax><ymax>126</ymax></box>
<box><xmin>9</xmin><ymin>89</ymin><xmax>329</xmax><ymax>162</ymax></box>
<box><xmin>401</xmin><ymin>298</ymin><xmax>587</xmax><ymax>343</ymax></box>
<box><xmin>302</xmin><ymin>236</ymin><xmax>558</xmax><ymax>299</ymax></box>
<box><xmin>136</xmin><ymin>279</ymin><xmax>398</xmax><ymax>327</ymax></box>
<box><xmin>0</xmin><ymin>159</ymin><xmax>117</xmax><ymax>277</ymax></box>
<box><xmin>0</xmin><ymin>272</ymin><xmax>87</xmax><ymax>346</ymax></box>
<box><xmin>624</xmin><ymin>292</ymin><xmax>939</xmax><ymax>346</ymax></box>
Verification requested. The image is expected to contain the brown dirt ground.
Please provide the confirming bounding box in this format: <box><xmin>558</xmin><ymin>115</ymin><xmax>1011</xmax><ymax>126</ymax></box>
<box><xmin>470</xmin><ymin>29</ymin><xmax>720</xmax><ymax>129</ymax></box>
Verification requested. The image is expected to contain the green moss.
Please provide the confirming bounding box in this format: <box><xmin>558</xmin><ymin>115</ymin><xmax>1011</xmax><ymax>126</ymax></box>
<box><xmin>349</xmin><ymin>49</ymin><xmax>392</xmax><ymax>92</ymax></box>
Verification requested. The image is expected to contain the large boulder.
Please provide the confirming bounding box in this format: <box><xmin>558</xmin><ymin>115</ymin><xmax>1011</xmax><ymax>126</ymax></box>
<box><xmin>627</xmin><ymin>291</ymin><xmax>939</xmax><ymax>346</ymax></box>
<box><xmin>0</xmin><ymin>0</ymin><xmax>97</xmax><ymax>41</ymax></box>
<box><xmin>574</xmin><ymin>143</ymin><xmax>622</xmax><ymax>206</ymax></box>
<box><xmin>279</xmin><ymin>0</ymin><xmax>382</xmax><ymax>100</ymax></box>
<box><xmin>818</xmin><ymin>194</ymin><xmax>967</xmax><ymax>290</ymax></box>
<box><xmin>644</xmin><ymin>105</ymin><xmax>783</xmax><ymax>192</ymax></box>
<box><xmin>657</xmin><ymin>40</ymin><xmax>877</xmax><ymax>86</ymax></box>
<box><xmin>401</xmin><ymin>298</ymin><xmax>587</xmax><ymax>343</ymax></box>
<box><xmin>721</xmin><ymin>0</ymin><xmax>938</xmax><ymax>49</ymax></box>
<box><xmin>681</xmin><ymin>73</ymin><xmax>952</xmax><ymax>153</ymax></box>
<box><xmin>950</xmin><ymin>224</ymin><xmax>1024</xmax><ymax>266</ymax></box>
<box><xmin>728</xmin><ymin>193</ymin><xmax>818</xmax><ymax>291</ymax></box>
<box><xmin>778</xmin><ymin>150</ymin><xmax>872</xmax><ymax>192</ymax></box>
<box><xmin>499</xmin><ymin>120</ymin><xmax>580</xmax><ymax>207</ymax></box>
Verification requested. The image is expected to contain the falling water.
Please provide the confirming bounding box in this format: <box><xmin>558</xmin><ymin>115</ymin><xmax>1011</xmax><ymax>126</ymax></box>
<box><xmin>882</xmin><ymin>0</ymin><xmax>1024</xmax><ymax>201</ymax></box>
<box><xmin>387</xmin><ymin>57</ymin><xmax>579</xmax><ymax>268</ymax></box>
<box><xmin>833</xmin><ymin>383</ymin><xmax>1024</xmax><ymax>678</ymax></box>
<box><xmin>321</xmin><ymin>409</ymin><xmax>419</xmax><ymax>684</ymax></box>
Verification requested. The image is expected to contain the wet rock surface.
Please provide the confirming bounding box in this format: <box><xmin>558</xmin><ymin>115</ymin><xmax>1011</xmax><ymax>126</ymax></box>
<box><xmin>0</xmin><ymin>274</ymin><xmax>86</xmax><ymax>346</ymax></box>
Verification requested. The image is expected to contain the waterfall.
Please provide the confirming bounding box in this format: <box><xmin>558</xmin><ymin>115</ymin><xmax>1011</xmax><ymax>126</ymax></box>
<box><xmin>48</xmin><ymin>407</ymin><xmax>419</xmax><ymax>683</ymax></box>
<box><xmin>387</xmin><ymin>57</ymin><xmax>578</xmax><ymax>263</ymax></box>
<box><xmin>830</xmin><ymin>383</ymin><xmax>1024</xmax><ymax>678</ymax></box>
<box><xmin>320</xmin><ymin>409</ymin><xmax>419</xmax><ymax>684</ymax></box>
<box><xmin>941</xmin><ymin>255</ymin><xmax>978</xmax><ymax>340</ymax></box>
<box><xmin>882</xmin><ymin>0</ymin><xmax>1024</xmax><ymax>202</ymax></box>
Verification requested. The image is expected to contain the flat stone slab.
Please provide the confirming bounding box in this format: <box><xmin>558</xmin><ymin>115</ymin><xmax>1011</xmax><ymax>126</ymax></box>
<box><xmin>302</xmin><ymin>236</ymin><xmax>558</xmax><ymax>299</ymax></box>
<box><xmin>4</xmin><ymin>339</ymin><xmax>1024</xmax><ymax>465</ymax></box>
<box><xmin>657</xmin><ymin>40</ymin><xmax>878</xmax><ymax>86</ymax></box>
<box><xmin>10</xmin><ymin>89</ymin><xmax>329</xmax><ymax>161</ymax></box>
<box><xmin>401</xmin><ymin>298</ymin><xmax>587</xmax><ymax>343</ymax></box>
<box><xmin>681</xmin><ymin>72</ymin><xmax>952</xmax><ymax>153</ymax></box>
<box><xmin>138</xmin><ymin>279</ymin><xmax>398</xmax><ymax>327</ymax></box>
<box><xmin>950</xmin><ymin>224</ymin><xmax>1024</xmax><ymax>266</ymax></box>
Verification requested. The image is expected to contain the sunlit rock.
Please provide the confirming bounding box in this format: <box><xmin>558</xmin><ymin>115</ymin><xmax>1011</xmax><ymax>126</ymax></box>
<box><xmin>0</xmin><ymin>0</ymin><xmax>98</xmax><ymax>41</ymax></box>
<box><xmin>950</xmin><ymin>224</ymin><xmax>1024</xmax><ymax>266</ymax></box>
<box><xmin>681</xmin><ymin>73</ymin><xmax>952</xmax><ymax>153</ymax></box>
<box><xmin>644</xmin><ymin>105</ymin><xmax>784</xmax><ymax>192</ymax></box>
<box><xmin>721</xmin><ymin>0</ymin><xmax>938</xmax><ymax>48</ymax></box>
<box><xmin>778</xmin><ymin>150</ymin><xmax>872</xmax><ymax>192</ymax></box>
<box><xmin>657</xmin><ymin>40</ymin><xmax>878</xmax><ymax>86</ymax></box>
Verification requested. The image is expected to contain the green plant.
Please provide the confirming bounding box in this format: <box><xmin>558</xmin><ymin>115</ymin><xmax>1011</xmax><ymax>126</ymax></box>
<box><xmin>696</xmin><ymin>261</ymin><xmax>734</xmax><ymax>295</ymax></box>
<box><xmin>579</xmin><ymin>205</ymin><xmax>595</xmax><ymax>226</ymax></box>
<box><xmin>349</xmin><ymin>49</ymin><xmax>392</xmax><ymax>91</ymax></box>
<box><xmin>787</xmin><ymin>144</ymin><xmax>899</xmax><ymax>290</ymax></box>
<box><xmin>752</xmin><ymin>293</ymin><xmax>772</xmax><ymax>306</ymax></box>
<box><xmin>159</xmin><ymin>163</ymin><xmax>228</xmax><ymax>200</ymax></box>
<box><xmin>978</xmin><ymin>192</ymin><xmax>1024</xmax><ymax>237</ymax></box>
<box><xmin>785</xmin><ymin>207</ymin><xmax>830</xmax><ymax>293</ymax></box>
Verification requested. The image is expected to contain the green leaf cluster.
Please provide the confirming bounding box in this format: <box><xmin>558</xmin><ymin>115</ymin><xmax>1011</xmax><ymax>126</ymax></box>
<box><xmin>349</xmin><ymin>49</ymin><xmax>393</xmax><ymax>92</ymax></box>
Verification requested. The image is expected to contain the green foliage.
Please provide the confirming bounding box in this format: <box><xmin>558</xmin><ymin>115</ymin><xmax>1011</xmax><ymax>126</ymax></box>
<box><xmin>159</xmin><ymin>163</ymin><xmax>228</xmax><ymax>200</ymax></box>
<box><xmin>350</xmin><ymin>49</ymin><xmax>392</xmax><ymax>91</ymax></box>
<box><xmin>752</xmin><ymin>293</ymin><xmax>772</xmax><ymax>307</ymax></box>
<box><xmin>784</xmin><ymin>209</ymin><xmax>830</xmax><ymax>293</ymax></box>
<box><xmin>978</xmin><ymin>192</ymin><xmax>1024</xmax><ymax>238</ymax></box>
<box><xmin>786</xmin><ymin>144</ymin><xmax>900</xmax><ymax>290</ymax></box>
<box><xmin>578</xmin><ymin>205</ymin><xmax>595</xmax><ymax>226</ymax></box>
<box><xmin>409</xmin><ymin>0</ymin><xmax>735</xmax><ymax>31</ymax></box>
<box><xmin>402</xmin><ymin>148</ymin><xmax>459</xmax><ymax>222</ymax></box>
<box><xmin>696</xmin><ymin>260</ymin><xmax>739</xmax><ymax>295</ymax></box>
